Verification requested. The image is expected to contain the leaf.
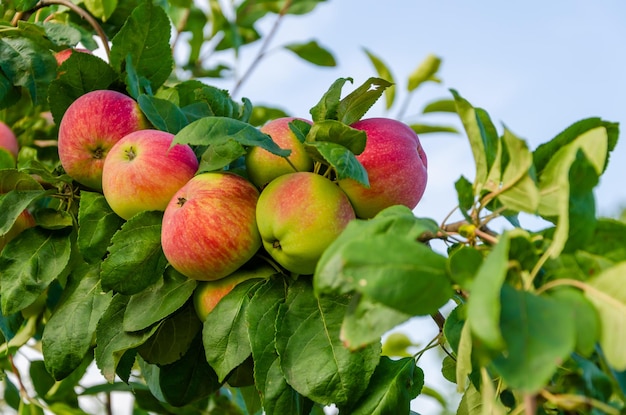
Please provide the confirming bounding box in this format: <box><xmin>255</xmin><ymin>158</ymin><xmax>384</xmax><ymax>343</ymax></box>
<box><xmin>95</xmin><ymin>294</ymin><xmax>158</xmax><ymax>382</ymax></box>
<box><xmin>0</xmin><ymin>228</ymin><xmax>72</xmax><ymax>316</ymax></box>
<box><xmin>0</xmin><ymin>37</ymin><xmax>57</xmax><ymax>106</ymax></box>
<box><xmin>306</xmin><ymin>119</ymin><xmax>367</xmax><ymax>154</ymax></box>
<box><xmin>84</xmin><ymin>0</ymin><xmax>118</xmax><ymax>21</ymax></box>
<box><xmin>584</xmin><ymin>261</ymin><xmax>626</xmax><ymax>370</ymax></box>
<box><xmin>284</xmin><ymin>40</ymin><xmax>336</xmax><ymax>67</ymax></box>
<box><xmin>409</xmin><ymin>124</ymin><xmax>459</xmax><ymax>135</ymax></box>
<box><xmin>548</xmin><ymin>287</ymin><xmax>599</xmax><ymax>356</ymax></box>
<box><xmin>109</xmin><ymin>0</ymin><xmax>173</xmax><ymax>91</ymax></box>
<box><xmin>337</xmin><ymin>77</ymin><xmax>393</xmax><ymax>125</ymax></box>
<box><xmin>101</xmin><ymin>211</ymin><xmax>167</xmax><ymax>295</ymax></box>
<box><xmin>491</xmin><ymin>285</ymin><xmax>576</xmax><ymax>392</ymax></box>
<box><xmin>203</xmin><ymin>279</ymin><xmax>262</xmax><ymax>381</ymax></box>
<box><xmin>137</xmin><ymin>94</ymin><xmax>189</xmax><ymax>134</ymax></box>
<box><xmin>455</xmin><ymin>175</ymin><xmax>475</xmax><ymax>216</ymax></box>
<box><xmin>309</xmin><ymin>77</ymin><xmax>352</xmax><ymax>122</ymax></box>
<box><xmin>408</xmin><ymin>54</ymin><xmax>442</xmax><ymax>91</ymax></box>
<box><xmin>346</xmin><ymin>356</ymin><xmax>423</xmax><ymax>415</ymax></box>
<box><xmin>422</xmin><ymin>99</ymin><xmax>457</xmax><ymax>114</ymax></box>
<box><xmin>363</xmin><ymin>48</ymin><xmax>395</xmax><ymax>109</ymax></box>
<box><xmin>42</xmin><ymin>263</ymin><xmax>112</xmax><ymax>380</ymax></box>
<box><xmin>304</xmin><ymin>141</ymin><xmax>369</xmax><ymax>186</ymax></box>
<box><xmin>0</xmin><ymin>189</ymin><xmax>46</xmax><ymax>236</ymax></box>
<box><xmin>47</xmin><ymin>52</ymin><xmax>118</xmax><ymax>124</ymax></box>
<box><xmin>275</xmin><ymin>279</ymin><xmax>381</xmax><ymax>407</ymax></box>
<box><xmin>77</xmin><ymin>191</ymin><xmax>124</xmax><ymax>264</ymax></box>
<box><xmin>124</xmin><ymin>267</ymin><xmax>197</xmax><ymax>332</ymax></box>
<box><xmin>447</xmin><ymin>245</ymin><xmax>483</xmax><ymax>289</ymax></box>
<box><xmin>0</xmin><ymin>169</ymin><xmax>43</xmax><ymax>193</ymax></box>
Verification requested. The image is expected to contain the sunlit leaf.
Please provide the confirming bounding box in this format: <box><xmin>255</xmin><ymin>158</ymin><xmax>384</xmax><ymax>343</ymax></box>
<box><xmin>363</xmin><ymin>48</ymin><xmax>395</xmax><ymax>109</ymax></box>
<box><xmin>284</xmin><ymin>40</ymin><xmax>336</xmax><ymax>67</ymax></box>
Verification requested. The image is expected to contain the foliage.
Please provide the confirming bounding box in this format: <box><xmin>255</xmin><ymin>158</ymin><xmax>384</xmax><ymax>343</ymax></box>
<box><xmin>0</xmin><ymin>1</ymin><xmax>625</xmax><ymax>415</ymax></box>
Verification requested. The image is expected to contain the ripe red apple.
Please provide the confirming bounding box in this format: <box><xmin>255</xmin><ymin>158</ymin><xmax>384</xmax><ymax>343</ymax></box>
<box><xmin>161</xmin><ymin>172</ymin><xmax>262</xmax><ymax>281</ymax></box>
<box><xmin>245</xmin><ymin>117</ymin><xmax>314</xmax><ymax>188</ymax></box>
<box><xmin>0</xmin><ymin>210</ymin><xmax>36</xmax><ymax>252</ymax></box>
<box><xmin>102</xmin><ymin>129</ymin><xmax>198</xmax><ymax>220</ymax></box>
<box><xmin>0</xmin><ymin>120</ymin><xmax>19</xmax><ymax>163</ymax></box>
<box><xmin>256</xmin><ymin>172</ymin><xmax>356</xmax><ymax>275</ymax></box>
<box><xmin>338</xmin><ymin>118</ymin><xmax>428</xmax><ymax>218</ymax></box>
<box><xmin>57</xmin><ymin>90</ymin><xmax>149</xmax><ymax>190</ymax></box>
<box><xmin>192</xmin><ymin>262</ymin><xmax>275</xmax><ymax>321</ymax></box>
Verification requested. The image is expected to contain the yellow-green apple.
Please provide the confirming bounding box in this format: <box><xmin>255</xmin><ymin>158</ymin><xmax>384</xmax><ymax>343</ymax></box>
<box><xmin>161</xmin><ymin>172</ymin><xmax>262</xmax><ymax>281</ymax></box>
<box><xmin>0</xmin><ymin>210</ymin><xmax>36</xmax><ymax>252</ymax></box>
<box><xmin>57</xmin><ymin>90</ymin><xmax>149</xmax><ymax>190</ymax></box>
<box><xmin>256</xmin><ymin>172</ymin><xmax>356</xmax><ymax>275</ymax></box>
<box><xmin>192</xmin><ymin>262</ymin><xmax>275</xmax><ymax>321</ymax></box>
<box><xmin>0</xmin><ymin>121</ymin><xmax>19</xmax><ymax>166</ymax></box>
<box><xmin>338</xmin><ymin>118</ymin><xmax>428</xmax><ymax>218</ymax></box>
<box><xmin>102</xmin><ymin>129</ymin><xmax>198</xmax><ymax>220</ymax></box>
<box><xmin>245</xmin><ymin>117</ymin><xmax>313</xmax><ymax>188</ymax></box>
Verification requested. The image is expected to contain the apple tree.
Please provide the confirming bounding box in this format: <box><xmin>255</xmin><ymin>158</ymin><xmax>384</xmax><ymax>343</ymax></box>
<box><xmin>1</xmin><ymin>1</ymin><xmax>625</xmax><ymax>414</ymax></box>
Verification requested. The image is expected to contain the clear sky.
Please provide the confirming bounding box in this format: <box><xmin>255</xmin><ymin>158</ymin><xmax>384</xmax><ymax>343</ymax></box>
<box><xmin>205</xmin><ymin>1</ymin><xmax>626</xmax><ymax>413</ymax></box>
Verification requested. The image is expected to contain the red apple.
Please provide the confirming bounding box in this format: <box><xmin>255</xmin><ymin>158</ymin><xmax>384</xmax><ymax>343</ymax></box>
<box><xmin>0</xmin><ymin>210</ymin><xmax>36</xmax><ymax>253</ymax></box>
<box><xmin>0</xmin><ymin>120</ymin><xmax>19</xmax><ymax>161</ymax></box>
<box><xmin>338</xmin><ymin>118</ymin><xmax>428</xmax><ymax>218</ymax></box>
<box><xmin>245</xmin><ymin>117</ymin><xmax>314</xmax><ymax>188</ymax></box>
<box><xmin>161</xmin><ymin>172</ymin><xmax>262</xmax><ymax>281</ymax></box>
<box><xmin>102</xmin><ymin>129</ymin><xmax>199</xmax><ymax>220</ymax></box>
<box><xmin>57</xmin><ymin>90</ymin><xmax>149</xmax><ymax>190</ymax></box>
<box><xmin>256</xmin><ymin>172</ymin><xmax>356</xmax><ymax>275</ymax></box>
<box><xmin>55</xmin><ymin>48</ymin><xmax>93</xmax><ymax>66</ymax></box>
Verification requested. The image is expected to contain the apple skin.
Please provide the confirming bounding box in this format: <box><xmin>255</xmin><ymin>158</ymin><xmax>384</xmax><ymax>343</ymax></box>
<box><xmin>256</xmin><ymin>172</ymin><xmax>356</xmax><ymax>275</ymax></box>
<box><xmin>338</xmin><ymin>118</ymin><xmax>428</xmax><ymax>219</ymax></box>
<box><xmin>245</xmin><ymin>117</ymin><xmax>314</xmax><ymax>188</ymax></box>
<box><xmin>0</xmin><ymin>120</ymin><xmax>19</xmax><ymax>160</ymax></box>
<box><xmin>58</xmin><ymin>90</ymin><xmax>149</xmax><ymax>190</ymax></box>
<box><xmin>192</xmin><ymin>262</ymin><xmax>274</xmax><ymax>321</ymax></box>
<box><xmin>161</xmin><ymin>172</ymin><xmax>262</xmax><ymax>281</ymax></box>
<box><xmin>0</xmin><ymin>210</ymin><xmax>36</xmax><ymax>252</ymax></box>
<box><xmin>102</xmin><ymin>129</ymin><xmax>199</xmax><ymax>220</ymax></box>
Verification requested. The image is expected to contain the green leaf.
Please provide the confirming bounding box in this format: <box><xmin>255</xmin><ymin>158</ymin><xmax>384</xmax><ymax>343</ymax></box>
<box><xmin>0</xmin><ymin>227</ymin><xmax>72</xmax><ymax>316</ymax></box>
<box><xmin>275</xmin><ymin>279</ymin><xmax>381</xmax><ymax>407</ymax></box>
<box><xmin>41</xmin><ymin>22</ymin><xmax>82</xmax><ymax>47</ymax></box>
<box><xmin>138</xmin><ymin>94</ymin><xmax>189</xmax><ymax>134</ymax></box>
<box><xmin>309</xmin><ymin>77</ymin><xmax>352</xmax><ymax>122</ymax></box>
<box><xmin>337</xmin><ymin>77</ymin><xmax>393</xmax><ymax>126</ymax></box>
<box><xmin>194</xmin><ymin>85</ymin><xmax>248</xmax><ymax>119</ymax></box>
<box><xmin>491</xmin><ymin>285</ymin><xmax>576</xmax><ymax>392</ymax></box>
<box><xmin>548</xmin><ymin>287</ymin><xmax>599</xmax><ymax>356</ymax></box>
<box><xmin>422</xmin><ymin>99</ymin><xmax>457</xmax><ymax>114</ymax></box>
<box><xmin>408</xmin><ymin>54</ymin><xmax>442</xmax><ymax>91</ymax></box>
<box><xmin>124</xmin><ymin>267</ymin><xmax>196</xmax><ymax>332</ymax></box>
<box><xmin>409</xmin><ymin>123</ymin><xmax>459</xmax><ymax>135</ymax></box>
<box><xmin>0</xmin><ymin>189</ymin><xmax>46</xmax><ymax>236</ymax></box>
<box><xmin>455</xmin><ymin>175</ymin><xmax>474</xmax><ymax>215</ymax></box>
<box><xmin>0</xmin><ymin>169</ymin><xmax>43</xmax><ymax>193</ymax></box>
<box><xmin>84</xmin><ymin>0</ymin><xmax>118</xmax><ymax>21</ymax></box>
<box><xmin>198</xmin><ymin>139</ymin><xmax>247</xmax><ymax>172</ymax></box>
<box><xmin>47</xmin><ymin>52</ymin><xmax>118</xmax><ymax>124</ymax></box>
<box><xmin>0</xmin><ymin>37</ymin><xmax>57</xmax><ymax>106</ymax></box>
<box><xmin>109</xmin><ymin>0</ymin><xmax>173</xmax><ymax>91</ymax></box>
<box><xmin>284</xmin><ymin>40</ymin><xmax>336</xmax><ymax>67</ymax></box>
<box><xmin>304</xmin><ymin>141</ymin><xmax>369</xmax><ymax>186</ymax></box>
<box><xmin>447</xmin><ymin>246</ymin><xmax>483</xmax><ymax>289</ymax></box>
<box><xmin>306</xmin><ymin>119</ymin><xmax>367</xmax><ymax>154</ymax></box>
<box><xmin>363</xmin><ymin>48</ymin><xmax>395</xmax><ymax>109</ymax></box>
<box><xmin>77</xmin><ymin>191</ymin><xmax>124</xmax><ymax>264</ymax></box>
<box><xmin>584</xmin><ymin>261</ymin><xmax>626</xmax><ymax>370</ymax></box>
<box><xmin>95</xmin><ymin>294</ymin><xmax>158</xmax><ymax>382</ymax></box>
<box><xmin>203</xmin><ymin>278</ymin><xmax>262</xmax><ymax>381</ymax></box>
<box><xmin>101</xmin><ymin>211</ymin><xmax>167</xmax><ymax>295</ymax></box>
<box><xmin>42</xmin><ymin>263</ymin><xmax>112</xmax><ymax>380</ymax></box>
<box><xmin>346</xmin><ymin>356</ymin><xmax>423</xmax><ymax>415</ymax></box>
<box><xmin>33</xmin><ymin>208</ymin><xmax>73</xmax><ymax>230</ymax></box>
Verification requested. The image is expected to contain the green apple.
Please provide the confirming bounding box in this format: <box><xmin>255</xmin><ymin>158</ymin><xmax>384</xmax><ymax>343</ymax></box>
<box><xmin>57</xmin><ymin>90</ymin><xmax>150</xmax><ymax>190</ymax></box>
<box><xmin>338</xmin><ymin>117</ymin><xmax>428</xmax><ymax>218</ymax></box>
<box><xmin>161</xmin><ymin>172</ymin><xmax>262</xmax><ymax>281</ymax></box>
<box><xmin>245</xmin><ymin>117</ymin><xmax>314</xmax><ymax>188</ymax></box>
<box><xmin>256</xmin><ymin>172</ymin><xmax>356</xmax><ymax>275</ymax></box>
<box><xmin>102</xmin><ymin>129</ymin><xmax>199</xmax><ymax>220</ymax></box>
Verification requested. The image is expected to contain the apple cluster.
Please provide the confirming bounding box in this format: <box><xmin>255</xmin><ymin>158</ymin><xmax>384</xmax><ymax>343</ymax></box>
<box><xmin>51</xmin><ymin>89</ymin><xmax>428</xmax><ymax>320</ymax></box>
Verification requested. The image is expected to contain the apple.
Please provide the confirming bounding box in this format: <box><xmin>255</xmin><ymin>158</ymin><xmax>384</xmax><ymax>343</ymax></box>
<box><xmin>0</xmin><ymin>210</ymin><xmax>36</xmax><ymax>253</ymax></box>
<box><xmin>337</xmin><ymin>117</ymin><xmax>428</xmax><ymax>218</ymax></box>
<box><xmin>102</xmin><ymin>129</ymin><xmax>199</xmax><ymax>220</ymax></box>
<box><xmin>0</xmin><ymin>120</ymin><xmax>19</xmax><ymax>164</ymax></box>
<box><xmin>192</xmin><ymin>262</ymin><xmax>275</xmax><ymax>321</ymax></box>
<box><xmin>245</xmin><ymin>117</ymin><xmax>314</xmax><ymax>188</ymax></box>
<box><xmin>57</xmin><ymin>90</ymin><xmax>150</xmax><ymax>190</ymax></box>
<box><xmin>161</xmin><ymin>172</ymin><xmax>262</xmax><ymax>281</ymax></box>
<box><xmin>256</xmin><ymin>172</ymin><xmax>356</xmax><ymax>275</ymax></box>
<box><xmin>55</xmin><ymin>48</ymin><xmax>93</xmax><ymax>66</ymax></box>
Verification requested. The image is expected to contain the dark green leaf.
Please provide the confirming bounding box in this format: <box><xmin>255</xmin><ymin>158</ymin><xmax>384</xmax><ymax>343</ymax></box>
<box><xmin>138</xmin><ymin>94</ymin><xmax>189</xmax><ymax>134</ymax></box>
<box><xmin>0</xmin><ymin>227</ymin><xmax>72</xmax><ymax>316</ymax></box>
<box><xmin>42</xmin><ymin>263</ymin><xmax>112</xmax><ymax>380</ymax></box>
<box><xmin>275</xmin><ymin>279</ymin><xmax>380</xmax><ymax>407</ymax></box>
<box><xmin>548</xmin><ymin>287</ymin><xmax>599</xmax><ymax>356</ymax></box>
<box><xmin>124</xmin><ymin>267</ymin><xmax>197</xmax><ymax>332</ymax></box>
<box><xmin>77</xmin><ymin>191</ymin><xmax>124</xmax><ymax>264</ymax></box>
<box><xmin>447</xmin><ymin>246</ymin><xmax>483</xmax><ymax>289</ymax></box>
<box><xmin>284</xmin><ymin>40</ymin><xmax>336</xmax><ymax>67</ymax></box>
<box><xmin>101</xmin><ymin>211</ymin><xmax>167</xmax><ymax>295</ymax></box>
<box><xmin>194</xmin><ymin>85</ymin><xmax>246</xmax><ymax>119</ymax></box>
<box><xmin>198</xmin><ymin>139</ymin><xmax>247</xmax><ymax>172</ymax></box>
<box><xmin>309</xmin><ymin>77</ymin><xmax>352</xmax><ymax>122</ymax></box>
<box><xmin>305</xmin><ymin>141</ymin><xmax>368</xmax><ymax>185</ymax></box>
<box><xmin>0</xmin><ymin>189</ymin><xmax>46</xmax><ymax>236</ymax></box>
<box><xmin>363</xmin><ymin>48</ymin><xmax>395</xmax><ymax>109</ymax></box>
<box><xmin>33</xmin><ymin>208</ymin><xmax>73</xmax><ymax>230</ymax></box>
<box><xmin>306</xmin><ymin>119</ymin><xmax>367</xmax><ymax>154</ymax></box>
<box><xmin>337</xmin><ymin>77</ymin><xmax>393</xmax><ymax>126</ymax></box>
<box><xmin>42</xmin><ymin>21</ymin><xmax>82</xmax><ymax>46</ymax></box>
<box><xmin>455</xmin><ymin>175</ymin><xmax>474</xmax><ymax>215</ymax></box>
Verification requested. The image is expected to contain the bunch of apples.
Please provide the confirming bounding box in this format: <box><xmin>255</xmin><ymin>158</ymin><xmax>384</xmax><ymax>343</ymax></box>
<box><xmin>52</xmin><ymin>88</ymin><xmax>428</xmax><ymax>320</ymax></box>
